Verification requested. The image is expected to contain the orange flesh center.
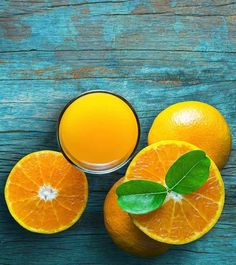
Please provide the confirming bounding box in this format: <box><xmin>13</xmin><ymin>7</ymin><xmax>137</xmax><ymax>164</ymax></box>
<box><xmin>59</xmin><ymin>92</ymin><xmax>139</xmax><ymax>171</ymax></box>
<box><xmin>38</xmin><ymin>185</ymin><xmax>58</xmax><ymax>201</ymax></box>
<box><xmin>165</xmin><ymin>191</ymin><xmax>183</xmax><ymax>202</ymax></box>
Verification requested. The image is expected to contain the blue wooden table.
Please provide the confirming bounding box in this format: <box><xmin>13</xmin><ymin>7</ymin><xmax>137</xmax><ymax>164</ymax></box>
<box><xmin>0</xmin><ymin>1</ymin><xmax>235</xmax><ymax>264</ymax></box>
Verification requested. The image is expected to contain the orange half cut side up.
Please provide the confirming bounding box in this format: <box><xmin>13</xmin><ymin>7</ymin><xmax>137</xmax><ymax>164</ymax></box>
<box><xmin>125</xmin><ymin>140</ymin><xmax>225</xmax><ymax>245</ymax></box>
<box><xmin>5</xmin><ymin>150</ymin><xmax>88</xmax><ymax>234</ymax></box>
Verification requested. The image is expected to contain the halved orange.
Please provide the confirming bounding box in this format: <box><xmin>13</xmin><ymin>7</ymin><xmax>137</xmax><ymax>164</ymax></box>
<box><xmin>5</xmin><ymin>150</ymin><xmax>88</xmax><ymax>234</ymax></box>
<box><xmin>125</xmin><ymin>140</ymin><xmax>224</xmax><ymax>244</ymax></box>
<box><xmin>104</xmin><ymin>177</ymin><xmax>170</xmax><ymax>257</ymax></box>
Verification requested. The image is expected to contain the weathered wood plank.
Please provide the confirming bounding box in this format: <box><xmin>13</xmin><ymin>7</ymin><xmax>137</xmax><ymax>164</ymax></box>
<box><xmin>0</xmin><ymin>1</ymin><xmax>236</xmax><ymax>52</ymax></box>
<box><xmin>1</xmin><ymin>50</ymin><xmax>236</xmax><ymax>84</ymax></box>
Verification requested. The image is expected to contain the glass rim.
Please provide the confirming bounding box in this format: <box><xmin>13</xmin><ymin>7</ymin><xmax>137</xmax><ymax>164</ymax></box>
<box><xmin>57</xmin><ymin>90</ymin><xmax>141</xmax><ymax>174</ymax></box>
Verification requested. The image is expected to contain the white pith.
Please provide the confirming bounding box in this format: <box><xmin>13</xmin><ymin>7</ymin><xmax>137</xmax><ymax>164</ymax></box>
<box><xmin>38</xmin><ymin>185</ymin><xmax>58</xmax><ymax>201</ymax></box>
<box><xmin>165</xmin><ymin>191</ymin><xmax>183</xmax><ymax>202</ymax></box>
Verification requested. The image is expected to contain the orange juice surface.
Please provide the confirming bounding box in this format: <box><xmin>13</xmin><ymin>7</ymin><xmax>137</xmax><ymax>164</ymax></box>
<box><xmin>59</xmin><ymin>92</ymin><xmax>139</xmax><ymax>172</ymax></box>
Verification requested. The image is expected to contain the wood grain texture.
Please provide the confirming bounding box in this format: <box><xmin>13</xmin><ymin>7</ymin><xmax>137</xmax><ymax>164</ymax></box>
<box><xmin>0</xmin><ymin>0</ymin><xmax>235</xmax><ymax>264</ymax></box>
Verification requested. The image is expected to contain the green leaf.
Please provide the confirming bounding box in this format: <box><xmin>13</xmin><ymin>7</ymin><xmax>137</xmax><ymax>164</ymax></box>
<box><xmin>116</xmin><ymin>180</ymin><xmax>167</xmax><ymax>214</ymax></box>
<box><xmin>165</xmin><ymin>150</ymin><xmax>211</xmax><ymax>195</ymax></box>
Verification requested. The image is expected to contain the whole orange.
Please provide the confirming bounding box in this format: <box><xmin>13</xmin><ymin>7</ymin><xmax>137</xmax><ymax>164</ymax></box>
<box><xmin>104</xmin><ymin>178</ymin><xmax>170</xmax><ymax>257</ymax></box>
<box><xmin>148</xmin><ymin>101</ymin><xmax>231</xmax><ymax>169</ymax></box>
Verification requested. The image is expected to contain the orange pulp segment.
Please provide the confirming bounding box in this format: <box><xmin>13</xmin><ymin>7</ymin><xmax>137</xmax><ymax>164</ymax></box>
<box><xmin>125</xmin><ymin>140</ymin><xmax>225</xmax><ymax>244</ymax></box>
<box><xmin>5</xmin><ymin>150</ymin><xmax>88</xmax><ymax>234</ymax></box>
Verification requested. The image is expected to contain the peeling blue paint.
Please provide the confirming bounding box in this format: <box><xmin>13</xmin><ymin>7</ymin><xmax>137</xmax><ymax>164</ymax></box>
<box><xmin>194</xmin><ymin>16</ymin><xmax>233</xmax><ymax>52</ymax></box>
<box><xmin>103</xmin><ymin>19</ymin><xmax>124</xmax><ymax>43</ymax></box>
<box><xmin>173</xmin><ymin>17</ymin><xmax>183</xmax><ymax>34</ymax></box>
<box><xmin>171</xmin><ymin>0</ymin><xmax>177</xmax><ymax>8</ymax></box>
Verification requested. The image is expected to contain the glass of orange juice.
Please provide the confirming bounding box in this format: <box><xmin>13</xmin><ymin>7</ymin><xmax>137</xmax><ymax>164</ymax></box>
<box><xmin>57</xmin><ymin>90</ymin><xmax>140</xmax><ymax>174</ymax></box>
